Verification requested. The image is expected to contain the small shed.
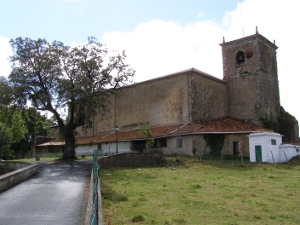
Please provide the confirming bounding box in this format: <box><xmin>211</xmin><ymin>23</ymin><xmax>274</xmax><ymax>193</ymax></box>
<box><xmin>248</xmin><ymin>132</ymin><xmax>283</xmax><ymax>163</ymax></box>
<box><xmin>36</xmin><ymin>141</ymin><xmax>64</xmax><ymax>157</ymax></box>
<box><xmin>249</xmin><ymin>132</ymin><xmax>300</xmax><ymax>163</ymax></box>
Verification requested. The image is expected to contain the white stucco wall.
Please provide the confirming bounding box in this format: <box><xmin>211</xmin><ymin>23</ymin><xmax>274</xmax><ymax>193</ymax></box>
<box><xmin>75</xmin><ymin>142</ymin><xmax>131</xmax><ymax>156</ymax></box>
<box><xmin>163</xmin><ymin>136</ymin><xmax>193</xmax><ymax>155</ymax></box>
<box><xmin>248</xmin><ymin>132</ymin><xmax>283</xmax><ymax>163</ymax></box>
<box><xmin>101</xmin><ymin>142</ymin><xmax>131</xmax><ymax>155</ymax></box>
<box><xmin>279</xmin><ymin>145</ymin><xmax>300</xmax><ymax>163</ymax></box>
<box><xmin>75</xmin><ymin>144</ymin><xmax>99</xmax><ymax>156</ymax></box>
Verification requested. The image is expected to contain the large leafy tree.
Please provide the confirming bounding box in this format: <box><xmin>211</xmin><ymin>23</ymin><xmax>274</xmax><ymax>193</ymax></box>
<box><xmin>0</xmin><ymin>122</ymin><xmax>12</xmax><ymax>159</ymax></box>
<box><xmin>0</xmin><ymin>76</ymin><xmax>52</xmax><ymax>158</ymax></box>
<box><xmin>11</xmin><ymin>110</ymin><xmax>27</xmax><ymax>143</ymax></box>
<box><xmin>0</xmin><ymin>106</ymin><xmax>52</xmax><ymax>159</ymax></box>
<box><xmin>9</xmin><ymin>37</ymin><xmax>135</xmax><ymax>159</ymax></box>
<box><xmin>0</xmin><ymin>76</ymin><xmax>13</xmax><ymax>108</ymax></box>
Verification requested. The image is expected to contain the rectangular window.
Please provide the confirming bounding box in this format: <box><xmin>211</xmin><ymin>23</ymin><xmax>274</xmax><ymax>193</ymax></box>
<box><xmin>154</xmin><ymin>138</ymin><xmax>167</xmax><ymax>148</ymax></box>
<box><xmin>271</xmin><ymin>139</ymin><xmax>276</xmax><ymax>145</ymax></box>
<box><xmin>176</xmin><ymin>139</ymin><xmax>183</xmax><ymax>148</ymax></box>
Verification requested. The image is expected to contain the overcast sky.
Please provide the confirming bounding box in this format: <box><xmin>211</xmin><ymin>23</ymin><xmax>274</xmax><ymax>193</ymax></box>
<box><xmin>1</xmin><ymin>0</ymin><xmax>299</xmax><ymax>128</ymax></box>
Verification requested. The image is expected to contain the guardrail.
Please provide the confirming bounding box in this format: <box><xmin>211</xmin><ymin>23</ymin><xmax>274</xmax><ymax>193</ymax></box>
<box><xmin>90</xmin><ymin>150</ymin><xmax>100</xmax><ymax>225</ymax></box>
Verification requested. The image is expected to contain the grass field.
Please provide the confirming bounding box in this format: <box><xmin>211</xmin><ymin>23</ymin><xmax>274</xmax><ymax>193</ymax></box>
<box><xmin>100</xmin><ymin>157</ymin><xmax>300</xmax><ymax>225</ymax></box>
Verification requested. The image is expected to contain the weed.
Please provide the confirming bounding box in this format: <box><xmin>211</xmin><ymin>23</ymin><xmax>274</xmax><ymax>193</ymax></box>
<box><xmin>132</xmin><ymin>215</ymin><xmax>145</xmax><ymax>222</ymax></box>
<box><xmin>190</xmin><ymin>184</ymin><xmax>202</xmax><ymax>189</ymax></box>
<box><xmin>173</xmin><ymin>218</ymin><xmax>187</xmax><ymax>224</ymax></box>
<box><xmin>101</xmin><ymin>181</ymin><xmax>128</xmax><ymax>202</ymax></box>
<box><xmin>253</xmin><ymin>215</ymin><xmax>261</xmax><ymax>220</ymax></box>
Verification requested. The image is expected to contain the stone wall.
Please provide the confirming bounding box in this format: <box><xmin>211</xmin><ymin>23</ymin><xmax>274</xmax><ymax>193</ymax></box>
<box><xmin>193</xmin><ymin>133</ymin><xmax>250</xmax><ymax>156</ymax></box>
<box><xmin>0</xmin><ymin>162</ymin><xmax>38</xmax><ymax>193</ymax></box>
<box><xmin>220</xmin><ymin>33</ymin><xmax>280</xmax><ymax>124</ymax></box>
<box><xmin>189</xmin><ymin>72</ymin><xmax>227</xmax><ymax>122</ymax></box>
<box><xmin>77</xmin><ymin>72</ymin><xmax>190</xmax><ymax>135</ymax></box>
<box><xmin>77</xmin><ymin>69</ymin><xmax>230</xmax><ymax>136</ymax></box>
<box><xmin>163</xmin><ymin>136</ymin><xmax>194</xmax><ymax>155</ymax></box>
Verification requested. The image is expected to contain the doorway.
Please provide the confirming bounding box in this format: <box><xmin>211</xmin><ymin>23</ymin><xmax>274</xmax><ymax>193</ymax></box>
<box><xmin>233</xmin><ymin>142</ymin><xmax>239</xmax><ymax>155</ymax></box>
<box><xmin>255</xmin><ymin>145</ymin><xmax>262</xmax><ymax>162</ymax></box>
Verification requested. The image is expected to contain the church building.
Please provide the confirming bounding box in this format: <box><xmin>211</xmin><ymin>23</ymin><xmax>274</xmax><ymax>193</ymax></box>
<box><xmin>70</xmin><ymin>29</ymin><xmax>299</xmax><ymax>157</ymax></box>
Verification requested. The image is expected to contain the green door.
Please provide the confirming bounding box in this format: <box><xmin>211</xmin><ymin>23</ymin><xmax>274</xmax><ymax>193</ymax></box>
<box><xmin>255</xmin><ymin>145</ymin><xmax>262</xmax><ymax>162</ymax></box>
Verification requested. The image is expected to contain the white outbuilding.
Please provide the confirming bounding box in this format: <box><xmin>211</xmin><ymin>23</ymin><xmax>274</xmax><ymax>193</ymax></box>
<box><xmin>248</xmin><ymin>132</ymin><xmax>300</xmax><ymax>163</ymax></box>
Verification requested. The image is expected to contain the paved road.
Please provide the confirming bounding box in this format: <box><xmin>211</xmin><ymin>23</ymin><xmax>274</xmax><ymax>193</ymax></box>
<box><xmin>0</xmin><ymin>160</ymin><xmax>92</xmax><ymax>225</ymax></box>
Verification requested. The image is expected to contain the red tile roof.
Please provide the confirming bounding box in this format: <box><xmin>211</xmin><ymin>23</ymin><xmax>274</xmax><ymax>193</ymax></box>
<box><xmin>75</xmin><ymin>117</ymin><xmax>268</xmax><ymax>145</ymax></box>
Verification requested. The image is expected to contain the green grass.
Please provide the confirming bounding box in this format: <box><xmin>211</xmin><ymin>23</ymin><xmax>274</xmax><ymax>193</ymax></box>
<box><xmin>100</xmin><ymin>158</ymin><xmax>300</xmax><ymax>225</ymax></box>
<box><xmin>201</xmin><ymin>154</ymin><xmax>250</xmax><ymax>162</ymax></box>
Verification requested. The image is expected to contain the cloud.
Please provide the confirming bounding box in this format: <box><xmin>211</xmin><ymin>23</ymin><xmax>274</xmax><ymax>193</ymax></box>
<box><xmin>0</xmin><ymin>37</ymin><xmax>12</xmax><ymax>77</ymax></box>
<box><xmin>1</xmin><ymin>0</ymin><xmax>299</xmax><ymax>126</ymax></box>
<box><xmin>197</xmin><ymin>12</ymin><xmax>205</xmax><ymax>18</ymax></box>
<box><xmin>101</xmin><ymin>19</ymin><xmax>226</xmax><ymax>82</ymax></box>
<box><xmin>61</xmin><ymin>0</ymin><xmax>90</xmax><ymax>5</ymax></box>
<box><xmin>100</xmin><ymin>0</ymin><xmax>300</xmax><ymax>123</ymax></box>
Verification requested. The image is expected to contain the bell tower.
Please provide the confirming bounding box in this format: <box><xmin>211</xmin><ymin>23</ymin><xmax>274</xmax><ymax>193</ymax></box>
<box><xmin>220</xmin><ymin>28</ymin><xmax>280</xmax><ymax>125</ymax></box>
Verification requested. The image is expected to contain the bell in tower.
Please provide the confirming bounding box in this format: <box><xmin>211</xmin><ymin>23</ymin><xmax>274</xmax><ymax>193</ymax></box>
<box><xmin>220</xmin><ymin>29</ymin><xmax>280</xmax><ymax>125</ymax></box>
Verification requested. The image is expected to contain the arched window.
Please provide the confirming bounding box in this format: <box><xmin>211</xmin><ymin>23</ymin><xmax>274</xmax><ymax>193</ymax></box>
<box><xmin>236</xmin><ymin>51</ymin><xmax>245</xmax><ymax>63</ymax></box>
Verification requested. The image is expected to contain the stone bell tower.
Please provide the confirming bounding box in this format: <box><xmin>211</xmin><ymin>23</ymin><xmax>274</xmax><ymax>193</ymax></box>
<box><xmin>220</xmin><ymin>28</ymin><xmax>280</xmax><ymax>125</ymax></box>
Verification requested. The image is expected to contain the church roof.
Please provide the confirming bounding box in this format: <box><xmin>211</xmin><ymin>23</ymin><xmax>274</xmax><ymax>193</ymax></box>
<box><xmin>125</xmin><ymin>67</ymin><xmax>226</xmax><ymax>89</ymax></box>
<box><xmin>75</xmin><ymin>117</ymin><xmax>267</xmax><ymax>145</ymax></box>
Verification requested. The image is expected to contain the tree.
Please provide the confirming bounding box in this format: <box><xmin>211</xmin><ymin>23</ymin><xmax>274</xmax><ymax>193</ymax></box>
<box><xmin>140</xmin><ymin>123</ymin><xmax>154</xmax><ymax>152</ymax></box>
<box><xmin>0</xmin><ymin>76</ymin><xmax>13</xmax><ymax>108</ymax></box>
<box><xmin>11</xmin><ymin>110</ymin><xmax>27</xmax><ymax>143</ymax></box>
<box><xmin>0</xmin><ymin>122</ymin><xmax>12</xmax><ymax>159</ymax></box>
<box><xmin>0</xmin><ymin>106</ymin><xmax>53</xmax><ymax>158</ymax></box>
<box><xmin>9</xmin><ymin>37</ymin><xmax>135</xmax><ymax>159</ymax></box>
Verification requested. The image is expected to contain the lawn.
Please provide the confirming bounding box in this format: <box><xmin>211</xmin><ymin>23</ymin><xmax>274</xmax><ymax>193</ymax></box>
<box><xmin>100</xmin><ymin>157</ymin><xmax>300</xmax><ymax>225</ymax></box>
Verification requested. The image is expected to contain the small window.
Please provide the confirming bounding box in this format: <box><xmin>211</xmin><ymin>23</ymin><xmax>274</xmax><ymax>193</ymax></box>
<box><xmin>296</xmin><ymin>149</ymin><xmax>299</xmax><ymax>153</ymax></box>
<box><xmin>176</xmin><ymin>139</ymin><xmax>183</xmax><ymax>148</ymax></box>
<box><xmin>271</xmin><ymin>139</ymin><xmax>276</xmax><ymax>145</ymax></box>
<box><xmin>236</xmin><ymin>51</ymin><xmax>245</xmax><ymax>63</ymax></box>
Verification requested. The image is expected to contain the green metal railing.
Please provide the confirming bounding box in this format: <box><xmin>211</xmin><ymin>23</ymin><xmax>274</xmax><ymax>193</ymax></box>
<box><xmin>90</xmin><ymin>150</ymin><xmax>100</xmax><ymax>225</ymax></box>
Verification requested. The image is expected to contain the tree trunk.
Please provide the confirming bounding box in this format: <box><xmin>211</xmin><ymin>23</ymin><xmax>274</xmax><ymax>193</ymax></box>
<box><xmin>62</xmin><ymin>129</ymin><xmax>76</xmax><ymax>159</ymax></box>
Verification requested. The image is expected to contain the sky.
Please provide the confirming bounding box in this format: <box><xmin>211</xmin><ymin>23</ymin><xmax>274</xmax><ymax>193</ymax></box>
<box><xmin>1</xmin><ymin>0</ymin><xmax>300</xmax><ymax>129</ymax></box>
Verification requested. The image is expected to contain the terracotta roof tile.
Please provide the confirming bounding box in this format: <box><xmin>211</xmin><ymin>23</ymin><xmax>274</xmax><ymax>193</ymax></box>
<box><xmin>75</xmin><ymin>117</ymin><xmax>268</xmax><ymax>145</ymax></box>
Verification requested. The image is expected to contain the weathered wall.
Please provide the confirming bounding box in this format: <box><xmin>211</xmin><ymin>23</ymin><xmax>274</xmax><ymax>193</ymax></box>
<box><xmin>193</xmin><ymin>133</ymin><xmax>250</xmax><ymax>156</ymax></box>
<box><xmin>0</xmin><ymin>162</ymin><xmax>38</xmax><ymax>193</ymax></box>
<box><xmin>221</xmin><ymin>33</ymin><xmax>280</xmax><ymax>124</ymax></box>
<box><xmin>77</xmin><ymin>70</ymin><xmax>229</xmax><ymax>136</ymax></box>
<box><xmin>77</xmin><ymin>73</ymin><xmax>190</xmax><ymax>135</ymax></box>
<box><xmin>222</xmin><ymin>134</ymin><xmax>250</xmax><ymax>156</ymax></box>
<box><xmin>189</xmin><ymin>72</ymin><xmax>227</xmax><ymax>122</ymax></box>
<box><xmin>162</xmin><ymin>136</ymin><xmax>194</xmax><ymax>155</ymax></box>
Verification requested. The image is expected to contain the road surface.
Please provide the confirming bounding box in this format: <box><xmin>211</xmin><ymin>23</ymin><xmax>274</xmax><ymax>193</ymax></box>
<box><xmin>0</xmin><ymin>160</ymin><xmax>91</xmax><ymax>225</ymax></box>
